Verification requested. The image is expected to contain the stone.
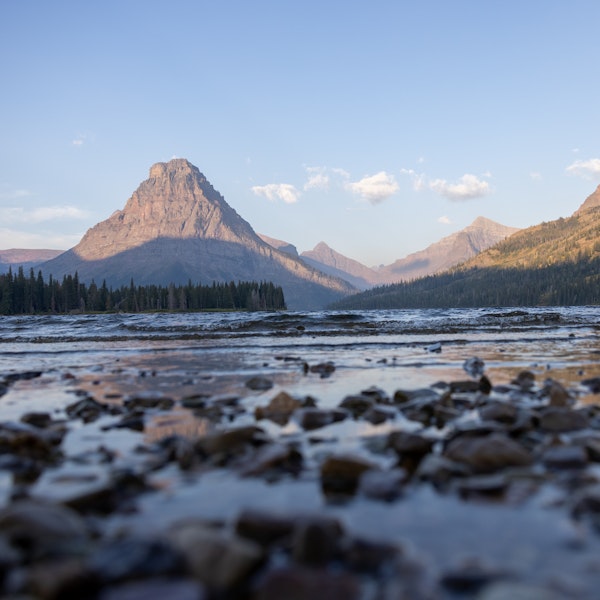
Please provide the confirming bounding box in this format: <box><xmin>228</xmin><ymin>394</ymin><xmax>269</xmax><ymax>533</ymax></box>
<box><xmin>124</xmin><ymin>393</ymin><xmax>175</xmax><ymax>410</ymax></box>
<box><xmin>339</xmin><ymin>394</ymin><xmax>374</xmax><ymax>417</ymax></box>
<box><xmin>539</xmin><ymin>407</ymin><xmax>588</xmax><ymax>432</ymax></box>
<box><xmin>444</xmin><ymin>433</ymin><xmax>533</xmax><ymax>473</ymax></box>
<box><xmin>196</xmin><ymin>426</ymin><xmax>268</xmax><ymax>460</ymax></box>
<box><xmin>309</xmin><ymin>362</ymin><xmax>336</xmax><ymax>377</ymax></box>
<box><xmin>98</xmin><ymin>578</ymin><xmax>205</xmax><ymax>600</ymax></box>
<box><xmin>168</xmin><ymin>522</ymin><xmax>263</xmax><ymax>590</ymax></box>
<box><xmin>291</xmin><ymin>516</ymin><xmax>343</xmax><ymax>566</ymax></box>
<box><xmin>254</xmin><ymin>566</ymin><xmax>361</xmax><ymax>600</ymax></box>
<box><xmin>542</xmin><ymin>445</ymin><xmax>588</xmax><ymax>469</ymax></box>
<box><xmin>512</xmin><ymin>371</ymin><xmax>536</xmax><ymax>390</ymax></box>
<box><xmin>545</xmin><ymin>379</ymin><xmax>573</xmax><ymax>407</ymax></box>
<box><xmin>255</xmin><ymin>391</ymin><xmax>302</xmax><ymax>425</ymax></box>
<box><xmin>476</xmin><ymin>581</ymin><xmax>563</xmax><ymax>600</ymax></box>
<box><xmin>358</xmin><ymin>468</ymin><xmax>407</xmax><ymax>501</ymax></box>
<box><xmin>238</xmin><ymin>442</ymin><xmax>303</xmax><ymax>478</ymax></box>
<box><xmin>65</xmin><ymin>397</ymin><xmax>110</xmax><ymax>422</ymax></box>
<box><xmin>235</xmin><ymin>509</ymin><xmax>295</xmax><ymax>547</ymax></box>
<box><xmin>245</xmin><ymin>376</ymin><xmax>274</xmax><ymax>391</ymax></box>
<box><xmin>0</xmin><ymin>500</ymin><xmax>89</xmax><ymax>560</ymax></box>
<box><xmin>479</xmin><ymin>401</ymin><xmax>518</xmax><ymax>424</ymax></box>
<box><xmin>320</xmin><ymin>455</ymin><xmax>376</xmax><ymax>497</ymax></box>
<box><xmin>294</xmin><ymin>408</ymin><xmax>347</xmax><ymax>431</ymax></box>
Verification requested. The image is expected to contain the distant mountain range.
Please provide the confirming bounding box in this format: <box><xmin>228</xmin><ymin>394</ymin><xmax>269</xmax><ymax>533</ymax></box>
<box><xmin>333</xmin><ymin>184</ymin><xmax>600</xmax><ymax>309</ymax></box>
<box><xmin>0</xmin><ymin>158</ymin><xmax>536</xmax><ymax>310</ymax></box>
<box><xmin>40</xmin><ymin>159</ymin><xmax>355</xmax><ymax>310</ymax></box>
<box><xmin>259</xmin><ymin>217</ymin><xmax>519</xmax><ymax>290</ymax></box>
<box><xmin>0</xmin><ymin>249</ymin><xmax>63</xmax><ymax>274</ymax></box>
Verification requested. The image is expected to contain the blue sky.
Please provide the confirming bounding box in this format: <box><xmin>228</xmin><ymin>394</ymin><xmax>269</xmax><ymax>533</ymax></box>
<box><xmin>1</xmin><ymin>1</ymin><xmax>599</xmax><ymax>266</ymax></box>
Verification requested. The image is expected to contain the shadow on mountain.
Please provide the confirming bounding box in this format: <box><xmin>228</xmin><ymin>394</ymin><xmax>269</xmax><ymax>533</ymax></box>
<box><xmin>42</xmin><ymin>237</ymin><xmax>352</xmax><ymax>311</ymax></box>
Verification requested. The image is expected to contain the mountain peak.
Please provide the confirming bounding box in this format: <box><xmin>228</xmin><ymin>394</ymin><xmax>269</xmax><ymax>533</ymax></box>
<box><xmin>575</xmin><ymin>184</ymin><xmax>600</xmax><ymax>215</ymax></box>
<box><xmin>149</xmin><ymin>158</ymin><xmax>198</xmax><ymax>180</ymax></box>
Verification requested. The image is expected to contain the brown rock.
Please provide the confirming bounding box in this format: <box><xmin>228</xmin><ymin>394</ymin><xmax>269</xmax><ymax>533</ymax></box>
<box><xmin>444</xmin><ymin>433</ymin><xmax>533</xmax><ymax>473</ymax></box>
<box><xmin>255</xmin><ymin>391</ymin><xmax>302</xmax><ymax>425</ymax></box>
<box><xmin>320</xmin><ymin>455</ymin><xmax>376</xmax><ymax>497</ymax></box>
<box><xmin>539</xmin><ymin>408</ymin><xmax>588</xmax><ymax>432</ymax></box>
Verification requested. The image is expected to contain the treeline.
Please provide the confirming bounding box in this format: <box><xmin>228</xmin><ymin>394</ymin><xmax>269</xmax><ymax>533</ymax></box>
<box><xmin>331</xmin><ymin>257</ymin><xmax>600</xmax><ymax>309</ymax></box>
<box><xmin>0</xmin><ymin>267</ymin><xmax>286</xmax><ymax>314</ymax></box>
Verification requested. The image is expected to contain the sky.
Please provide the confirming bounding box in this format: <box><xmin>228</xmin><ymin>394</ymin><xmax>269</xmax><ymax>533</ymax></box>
<box><xmin>1</xmin><ymin>0</ymin><xmax>600</xmax><ymax>267</ymax></box>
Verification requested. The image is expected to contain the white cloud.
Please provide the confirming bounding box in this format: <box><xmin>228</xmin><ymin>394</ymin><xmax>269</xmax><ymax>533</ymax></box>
<box><xmin>303</xmin><ymin>167</ymin><xmax>330</xmax><ymax>191</ymax></box>
<box><xmin>429</xmin><ymin>174</ymin><xmax>490</xmax><ymax>200</ymax></box>
<box><xmin>0</xmin><ymin>205</ymin><xmax>88</xmax><ymax>224</ymax></box>
<box><xmin>566</xmin><ymin>158</ymin><xmax>600</xmax><ymax>180</ymax></box>
<box><xmin>0</xmin><ymin>228</ymin><xmax>79</xmax><ymax>250</ymax></box>
<box><xmin>438</xmin><ymin>215</ymin><xmax>452</xmax><ymax>224</ymax></box>
<box><xmin>252</xmin><ymin>183</ymin><xmax>301</xmax><ymax>204</ymax></box>
<box><xmin>346</xmin><ymin>171</ymin><xmax>399</xmax><ymax>204</ymax></box>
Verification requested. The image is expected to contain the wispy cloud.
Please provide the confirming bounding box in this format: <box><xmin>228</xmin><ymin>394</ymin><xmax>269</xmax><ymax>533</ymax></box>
<box><xmin>346</xmin><ymin>171</ymin><xmax>399</xmax><ymax>204</ymax></box>
<box><xmin>71</xmin><ymin>132</ymin><xmax>94</xmax><ymax>147</ymax></box>
<box><xmin>438</xmin><ymin>215</ymin><xmax>452</xmax><ymax>224</ymax></box>
<box><xmin>566</xmin><ymin>158</ymin><xmax>600</xmax><ymax>180</ymax></box>
<box><xmin>0</xmin><ymin>205</ymin><xmax>88</xmax><ymax>224</ymax></box>
<box><xmin>252</xmin><ymin>183</ymin><xmax>301</xmax><ymax>204</ymax></box>
<box><xmin>0</xmin><ymin>186</ymin><xmax>32</xmax><ymax>201</ymax></box>
<box><xmin>303</xmin><ymin>167</ymin><xmax>329</xmax><ymax>191</ymax></box>
<box><xmin>400</xmin><ymin>169</ymin><xmax>427</xmax><ymax>191</ymax></box>
<box><xmin>530</xmin><ymin>171</ymin><xmax>542</xmax><ymax>181</ymax></box>
<box><xmin>0</xmin><ymin>228</ymin><xmax>80</xmax><ymax>250</ymax></box>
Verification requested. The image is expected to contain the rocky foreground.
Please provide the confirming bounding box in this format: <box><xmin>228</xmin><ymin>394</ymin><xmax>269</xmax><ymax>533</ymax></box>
<box><xmin>1</xmin><ymin>357</ymin><xmax>600</xmax><ymax>599</ymax></box>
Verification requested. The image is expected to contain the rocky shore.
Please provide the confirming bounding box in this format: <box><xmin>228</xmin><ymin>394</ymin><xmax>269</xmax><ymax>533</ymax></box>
<box><xmin>1</xmin><ymin>352</ymin><xmax>600</xmax><ymax>599</ymax></box>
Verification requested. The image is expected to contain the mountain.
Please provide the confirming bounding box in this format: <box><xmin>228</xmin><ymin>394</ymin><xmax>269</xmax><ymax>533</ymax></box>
<box><xmin>376</xmin><ymin>217</ymin><xmax>520</xmax><ymax>282</ymax></box>
<box><xmin>332</xmin><ymin>185</ymin><xmax>600</xmax><ymax>309</ymax></box>
<box><xmin>0</xmin><ymin>249</ymin><xmax>64</xmax><ymax>274</ymax></box>
<box><xmin>300</xmin><ymin>242</ymin><xmax>381</xmax><ymax>290</ymax></box>
<box><xmin>41</xmin><ymin>159</ymin><xmax>355</xmax><ymax>310</ymax></box>
<box><xmin>257</xmin><ymin>234</ymin><xmax>299</xmax><ymax>258</ymax></box>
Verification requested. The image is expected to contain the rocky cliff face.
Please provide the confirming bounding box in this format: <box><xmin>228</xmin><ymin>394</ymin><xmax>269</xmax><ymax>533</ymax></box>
<box><xmin>42</xmin><ymin>159</ymin><xmax>355</xmax><ymax>309</ymax></box>
<box><xmin>377</xmin><ymin>217</ymin><xmax>520</xmax><ymax>282</ymax></box>
<box><xmin>575</xmin><ymin>184</ymin><xmax>600</xmax><ymax>215</ymax></box>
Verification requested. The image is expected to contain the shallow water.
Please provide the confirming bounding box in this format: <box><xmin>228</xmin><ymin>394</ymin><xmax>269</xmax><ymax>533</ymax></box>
<box><xmin>2</xmin><ymin>306</ymin><xmax>600</xmax><ymax>597</ymax></box>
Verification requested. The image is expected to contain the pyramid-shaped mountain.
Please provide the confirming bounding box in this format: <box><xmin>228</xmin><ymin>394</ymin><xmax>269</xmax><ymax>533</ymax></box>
<box><xmin>42</xmin><ymin>159</ymin><xmax>355</xmax><ymax>309</ymax></box>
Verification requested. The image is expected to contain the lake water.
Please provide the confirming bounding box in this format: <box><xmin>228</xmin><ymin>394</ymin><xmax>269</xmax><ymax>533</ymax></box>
<box><xmin>2</xmin><ymin>306</ymin><xmax>600</xmax><ymax>597</ymax></box>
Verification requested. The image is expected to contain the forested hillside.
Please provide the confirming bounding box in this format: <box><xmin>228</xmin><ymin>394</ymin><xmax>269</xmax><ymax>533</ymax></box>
<box><xmin>0</xmin><ymin>267</ymin><xmax>286</xmax><ymax>314</ymax></box>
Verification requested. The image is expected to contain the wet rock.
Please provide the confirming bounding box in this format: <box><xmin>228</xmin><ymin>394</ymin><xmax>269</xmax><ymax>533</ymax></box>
<box><xmin>245</xmin><ymin>376</ymin><xmax>274</xmax><ymax>391</ymax></box>
<box><xmin>20</xmin><ymin>412</ymin><xmax>54</xmax><ymax>429</ymax></box>
<box><xmin>476</xmin><ymin>581</ymin><xmax>564</xmax><ymax>600</ymax></box>
<box><xmin>103</xmin><ymin>411</ymin><xmax>146</xmax><ymax>432</ymax></box>
<box><xmin>124</xmin><ymin>392</ymin><xmax>175</xmax><ymax>411</ymax></box>
<box><xmin>444</xmin><ymin>433</ymin><xmax>533</xmax><ymax>473</ymax></box>
<box><xmin>0</xmin><ymin>500</ymin><xmax>89</xmax><ymax>560</ymax></box>
<box><xmin>416</xmin><ymin>455</ymin><xmax>471</xmax><ymax>488</ymax></box>
<box><xmin>238</xmin><ymin>442</ymin><xmax>303</xmax><ymax>478</ymax></box>
<box><xmin>441</xmin><ymin>561</ymin><xmax>505</xmax><ymax>593</ymax></box>
<box><xmin>457</xmin><ymin>474</ymin><xmax>509</xmax><ymax>499</ymax></box>
<box><xmin>98</xmin><ymin>577</ymin><xmax>206</xmax><ymax>600</ymax></box>
<box><xmin>255</xmin><ymin>391</ymin><xmax>303</xmax><ymax>425</ymax></box>
<box><xmin>358</xmin><ymin>468</ymin><xmax>407</xmax><ymax>501</ymax></box>
<box><xmin>5</xmin><ymin>371</ymin><xmax>43</xmax><ymax>383</ymax></box>
<box><xmin>339</xmin><ymin>394</ymin><xmax>374</xmax><ymax>418</ymax></box>
<box><xmin>512</xmin><ymin>371</ymin><xmax>536</xmax><ymax>391</ymax></box>
<box><xmin>479</xmin><ymin>401</ymin><xmax>519</xmax><ymax>424</ymax></box>
<box><xmin>294</xmin><ymin>408</ymin><xmax>347</xmax><ymax>431</ymax></box>
<box><xmin>309</xmin><ymin>362</ymin><xmax>336</xmax><ymax>377</ymax></box>
<box><xmin>539</xmin><ymin>407</ymin><xmax>589</xmax><ymax>432</ymax></box>
<box><xmin>235</xmin><ymin>509</ymin><xmax>295</xmax><ymax>547</ymax></box>
<box><xmin>0</xmin><ymin>421</ymin><xmax>63</xmax><ymax>462</ymax></box>
<box><xmin>363</xmin><ymin>405</ymin><xmax>396</xmax><ymax>425</ymax></box>
<box><xmin>180</xmin><ymin>393</ymin><xmax>210</xmax><ymax>409</ymax></box>
<box><xmin>89</xmin><ymin>537</ymin><xmax>184</xmax><ymax>584</ymax></box>
<box><xmin>291</xmin><ymin>516</ymin><xmax>343</xmax><ymax>566</ymax></box>
<box><xmin>13</xmin><ymin>556</ymin><xmax>95</xmax><ymax>599</ymax></box>
<box><xmin>320</xmin><ymin>455</ymin><xmax>376</xmax><ymax>497</ymax></box>
<box><xmin>387</xmin><ymin>431</ymin><xmax>434</xmax><ymax>469</ymax></box>
<box><xmin>393</xmin><ymin>388</ymin><xmax>439</xmax><ymax>405</ymax></box>
<box><xmin>168</xmin><ymin>522</ymin><xmax>264</xmax><ymax>590</ymax></box>
<box><xmin>254</xmin><ymin>566</ymin><xmax>361</xmax><ymax>600</ymax></box>
<box><xmin>542</xmin><ymin>444</ymin><xmax>588</xmax><ymax>470</ymax></box>
<box><xmin>342</xmin><ymin>536</ymin><xmax>401</xmax><ymax>574</ymax></box>
<box><xmin>66</xmin><ymin>397</ymin><xmax>111</xmax><ymax>423</ymax></box>
<box><xmin>545</xmin><ymin>379</ymin><xmax>573</xmax><ymax>407</ymax></box>
<box><xmin>196</xmin><ymin>425</ymin><xmax>268</xmax><ymax>463</ymax></box>
<box><xmin>582</xmin><ymin>377</ymin><xmax>600</xmax><ymax>394</ymax></box>
<box><xmin>450</xmin><ymin>380</ymin><xmax>481</xmax><ymax>393</ymax></box>
<box><xmin>360</xmin><ymin>386</ymin><xmax>390</xmax><ymax>404</ymax></box>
